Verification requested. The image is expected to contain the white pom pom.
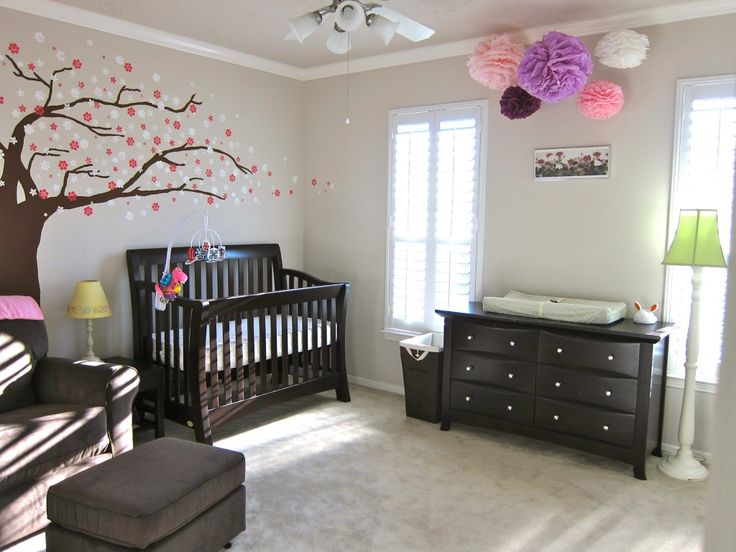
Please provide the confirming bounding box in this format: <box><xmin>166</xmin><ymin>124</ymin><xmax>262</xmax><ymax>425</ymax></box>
<box><xmin>594</xmin><ymin>29</ymin><xmax>649</xmax><ymax>69</ymax></box>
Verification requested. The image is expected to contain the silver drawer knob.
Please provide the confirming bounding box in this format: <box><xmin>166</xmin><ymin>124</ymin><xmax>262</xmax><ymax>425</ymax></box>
<box><xmin>556</xmin><ymin>347</ymin><xmax>563</xmax><ymax>354</ymax></box>
<box><xmin>554</xmin><ymin>381</ymin><xmax>561</xmax><ymax>388</ymax></box>
<box><xmin>465</xmin><ymin>365</ymin><xmax>473</xmax><ymax>372</ymax></box>
<box><xmin>553</xmin><ymin>415</ymin><xmax>560</xmax><ymax>421</ymax></box>
<box><xmin>507</xmin><ymin>373</ymin><xmax>514</xmax><ymax>379</ymax></box>
<box><xmin>506</xmin><ymin>405</ymin><xmax>513</xmax><ymax>411</ymax></box>
<box><xmin>605</xmin><ymin>390</ymin><xmax>612</xmax><ymax>397</ymax></box>
<box><xmin>608</xmin><ymin>354</ymin><xmax>615</xmax><ymax>361</ymax></box>
<box><xmin>465</xmin><ymin>395</ymin><xmax>472</xmax><ymax>402</ymax></box>
<box><xmin>603</xmin><ymin>425</ymin><xmax>609</xmax><ymax>431</ymax></box>
<box><xmin>509</xmin><ymin>340</ymin><xmax>516</xmax><ymax>347</ymax></box>
<box><xmin>467</xmin><ymin>335</ymin><xmax>474</xmax><ymax>341</ymax></box>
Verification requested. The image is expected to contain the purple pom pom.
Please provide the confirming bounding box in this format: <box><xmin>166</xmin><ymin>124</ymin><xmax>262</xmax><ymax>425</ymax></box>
<box><xmin>518</xmin><ymin>31</ymin><xmax>593</xmax><ymax>103</ymax></box>
<box><xmin>500</xmin><ymin>86</ymin><xmax>542</xmax><ymax>120</ymax></box>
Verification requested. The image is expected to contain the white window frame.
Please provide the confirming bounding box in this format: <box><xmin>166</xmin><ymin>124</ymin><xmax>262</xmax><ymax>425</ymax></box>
<box><xmin>663</xmin><ymin>74</ymin><xmax>736</xmax><ymax>392</ymax></box>
<box><xmin>382</xmin><ymin>99</ymin><xmax>488</xmax><ymax>339</ymax></box>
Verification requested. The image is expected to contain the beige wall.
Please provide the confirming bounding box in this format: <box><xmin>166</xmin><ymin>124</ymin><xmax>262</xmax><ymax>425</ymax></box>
<box><xmin>0</xmin><ymin>9</ymin><xmax>306</xmax><ymax>358</ymax></box>
<box><xmin>302</xmin><ymin>15</ymin><xmax>736</xmax><ymax>454</ymax></box>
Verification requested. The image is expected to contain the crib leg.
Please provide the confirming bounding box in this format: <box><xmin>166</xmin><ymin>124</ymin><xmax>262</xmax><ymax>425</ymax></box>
<box><xmin>335</xmin><ymin>346</ymin><xmax>351</xmax><ymax>403</ymax></box>
<box><xmin>224</xmin><ymin>543</ymin><xmax>232</xmax><ymax>549</ymax></box>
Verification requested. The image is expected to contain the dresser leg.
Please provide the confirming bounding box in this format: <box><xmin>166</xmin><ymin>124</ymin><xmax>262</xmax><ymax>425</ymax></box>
<box><xmin>440</xmin><ymin>418</ymin><xmax>452</xmax><ymax>431</ymax></box>
<box><xmin>633</xmin><ymin>461</ymin><xmax>647</xmax><ymax>480</ymax></box>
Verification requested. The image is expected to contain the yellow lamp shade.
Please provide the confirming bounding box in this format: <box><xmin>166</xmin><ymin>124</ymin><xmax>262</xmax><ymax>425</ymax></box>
<box><xmin>66</xmin><ymin>280</ymin><xmax>112</xmax><ymax>319</ymax></box>
<box><xmin>663</xmin><ymin>209</ymin><xmax>727</xmax><ymax>267</ymax></box>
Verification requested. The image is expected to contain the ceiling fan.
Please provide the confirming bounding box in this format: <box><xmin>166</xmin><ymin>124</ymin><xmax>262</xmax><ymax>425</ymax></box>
<box><xmin>285</xmin><ymin>0</ymin><xmax>436</xmax><ymax>54</ymax></box>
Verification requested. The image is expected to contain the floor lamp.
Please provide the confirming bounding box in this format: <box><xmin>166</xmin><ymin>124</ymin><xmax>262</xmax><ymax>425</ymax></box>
<box><xmin>659</xmin><ymin>209</ymin><xmax>727</xmax><ymax>481</ymax></box>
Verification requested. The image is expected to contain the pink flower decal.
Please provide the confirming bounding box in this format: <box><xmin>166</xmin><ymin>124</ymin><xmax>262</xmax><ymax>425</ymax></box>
<box><xmin>225</xmin><ymin>128</ymin><xmax>232</xmax><ymax>137</ymax></box>
<box><xmin>205</xmin><ymin>169</ymin><xmax>212</xmax><ymax>177</ymax></box>
<box><xmin>8</xmin><ymin>43</ymin><xmax>19</xmax><ymax>55</ymax></box>
<box><xmin>83</xmin><ymin>206</ymin><xmax>93</xmax><ymax>216</ymax></box>
<box><xmin>186</xmin><ymin>137</ymin><xmax>194</xmax><ymax>146</ymax></box>
<box><xmin>251</xmin><ymin>165</ymin><xmax>258</xmax><ymax>173</ymax></box>
<box><xmin>189</xmin><ymin>104</ymin><xmax>197</xmax><ymax>113</ymax></box>
<box><xmin>108</xmin><ymin>181</ymin><xmax>116</xmax><ymax>190</ymax></box>
<box><xmin>34</xmin><ymin>105</ymin><xmax>44</xmax><ymax>116</ymax></box>
<box><xmin>85</xmin><ymin>156</ymin><xmax>92</xmax><ymax>164</ymax></box>
<box><xmin>79</xmin><ymin>82</ymin><xmax>86</xmax><ymax>90</ymax></box>
<box><xmin>169</xmin><ymin>164</ymin><xmax>177</xmax><ymax>172</ymax></box>
<box><xmin>173</xmin><ymin>121</ymin><xmax>181</xmax><ymax>130</ymax></box>
<box><xmin>154</xmin><ymin>90</ymin><xmax>161</xmax><ymax>99</ymax></box>
<box><xmin>29</xmin><ymin>143</ymin><xmax>37</xmax><ymax>151</ymax></box>
<box><xmin>83</xmin><ymin>112</ymin><xmax>92</xmax><ymax>122</ymax></box>
<box><xmin>0</xmin><ymin>96</ymin><xmax>4</xmax><ymax>104</ymax></box>
<box><xmin>207</xmin><ymin>196</ymin><xmax>214</xmax><ymax>205</ymax></box>
<box><xmin>289</xmin><ymin>189</ymin><xmax>294</xmax><ymax>196</ymax></box>
<box><xmin>110</xmin><ymin>76</ymin><xmax>117</xmax><ymax>84</ymax></box>
<box><xmin>50</xmin><ymin>122</ymin><xmax>57</xmax><ymax>131</ymax></box>
<box><xmin>27</xmin><ymin>63</ymin><xmax>35</xmax><ymax>71</ymax></box>
<box><xmin>129</xmin><ymin>159</ymin><xmax>137</xmax><ymax>169</ymax></box>
<box><xmin>58</xmin><ymin>160</ymin><xmax>69</xmax><ymax>170</ymax></box>
<box><xmin>228</xmin><ymin>174</ymin><xmax>236</xmax><ymax>182</ymax></box>
<box><xmin>123</xmin><ymin>62</ymin><xmax>133</xmax><ymax>72</ymax></box>
<box><xmin>126</xmin><ymin>137</ymin><xmax>135</xmax><ymax>146</ymax></box>
<box><xmin>311</xmin><ymin>178</ymin><xmax>317</xmax><ymax>187</ymax></box>
<box><xmin>69</xmin><ymin>140</ymin><xmax>79</xmax><ymax>150</ymax></box>
<box><xmin>39</xmin><ymin>189</ymin><xmax>48</xmax><ymax>199</ymax></box>
<box><xmin>153</xmin><ymin>136</ymin><xmax>161</xmax><ymax>145</ymax></box>
<box><xmin>67</xmin><ymin>191</ymin><xmax>77</xmax><ymax>201</ymax></box>
<box><xmin>72</xmin><ymin>59</ymin><xmax>82</xmax><ymax>70</ymax></box>
<box><xmin>267</xmin><ymin>170</ymin><xmax>272</xmax><ymax>177</ymax></box>
<box><xmin>248</xmin><ymin>187</ymin><xmax>254</xmax><ymax>194</ymax></box>
<box><xmin>151</xmin><ymin>202</ymin><xmax>160</xmax><ymax>212</ymax></box>
<box><xmin>18</xmin><ymin>105</ymin><xmax>26</xmax><ymax>113</ymax></box>
<box><xmin>273</xmin><ymin>188</ymin><xmax>281</xmax><ymax>197</ymax></box>
<box><xmin>127</xmin><ymin>107</ymin><xmax>136</xmax><ymax>117</ymax></box>
<box><xmin>106</xmin><ymin>148</ymin><xmax>113</xmax><ymax>156</ymax></box>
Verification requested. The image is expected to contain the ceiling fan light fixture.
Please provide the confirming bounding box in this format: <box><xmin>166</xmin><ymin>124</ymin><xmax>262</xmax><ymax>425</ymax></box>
<box><xmin>326</xmin><ymin>26</ymin><xmax>351</xmax><ymax>54</ymax></box>
<box><xmin>334</xmin><ymin>1</ymin><xmax>364</xmax><ymax>33</ymax></box>
<box><xmin>367</xmin><ymin>13</ymin><xmax>400</xmax><ymax>46</ymax></box>
<box><xmin>288</xmin><ymin>11</ymin><xmax>322</xmax><ymax>43</ymax></box>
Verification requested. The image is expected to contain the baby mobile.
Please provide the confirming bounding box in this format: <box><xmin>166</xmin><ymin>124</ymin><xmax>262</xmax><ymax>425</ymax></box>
<box><xmin>154</xmin><ymin>211</ymin><xmax>227</xmax><ymax>311</ymax></box>
<box><xmin>467</xmin><ymin>27</ymin><xmax>649</xmax><ymax>120</ymax></box>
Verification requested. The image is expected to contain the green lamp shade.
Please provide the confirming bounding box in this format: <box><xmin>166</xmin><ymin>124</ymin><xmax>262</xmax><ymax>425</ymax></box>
<box><xmin>663</xmin><ymin>209</ymin><xmax>727</xmax><ymax>267</ymax></box>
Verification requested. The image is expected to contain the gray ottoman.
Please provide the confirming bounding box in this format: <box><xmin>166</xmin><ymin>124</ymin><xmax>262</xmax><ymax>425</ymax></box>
<box><xmin>46</xmin><ymin>438</ymin><xmax>245</xmax><ymax>551</ymax></box>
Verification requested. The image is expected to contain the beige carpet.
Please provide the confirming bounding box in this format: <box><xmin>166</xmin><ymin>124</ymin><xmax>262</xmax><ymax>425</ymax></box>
<box><xmin>8</xmin><ymin>385</ymin><xmax>707</xmax><ymax>552</ymax></box>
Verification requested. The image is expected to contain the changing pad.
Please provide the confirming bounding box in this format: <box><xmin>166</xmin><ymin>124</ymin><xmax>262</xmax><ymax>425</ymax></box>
<box><xmin>481</xmin><ymin>290</ymin><xmax>627</xmax><ymax>325</ymax></box>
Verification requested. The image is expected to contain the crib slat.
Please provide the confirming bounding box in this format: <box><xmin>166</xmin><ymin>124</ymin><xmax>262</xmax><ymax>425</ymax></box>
<box><xmin>319</xmin><ymin>299</ymin><xmax>327</xmax><ymax>374</ymax></box>
<box><xmin>223</xmin><ymin>313</ymin><xmax>232</xmax><ymax>406</ymax></box>
<box><xmin>301</xmin><ymin>301</ymin><xmax>310</xmax><ymax>380</ymax></box>
<box><xmin>311</xmin><ymin>299</ymin><xmax>319</xmax><ymax>379</ymax></box>
<box><xmin>172</xmin><ymin>303</ymin><xmax>180</xmax><ymax>403</ymax></box>
<box><xmin>330</xmin><ymin>298</ymin><xmax>337</xmax><ymax>374</ymax></box>
<box><xmin>291</xmin><ymin>300</ymin><xmax>299</xmax><ymax>384</ymax></box>
<box><xmin>269</xmin><ymin>307</ymin><xmax>278</xmax><ymax>389</ymax></box>
<box><xmin>247</xmin><ymin>311</ymin><xmax>256</xmax><ymax>397</ymax></box>
<box><xmin>281</xmin><ymin>305</ymin><xmax>289</xmax><ymax>387</ymax></box>
<box><xmin>183</xmin><ymin>304</ymin><xmax>191</xmax><ymax>407</ymax></box>
<box><xmin>235</xmin><ymin>311</ymin><xmax>245</xmax><ymax>401</ymax></box>
<box><xmin>258</xmin><ymin>308</ymin><xmax>268</xmax><ymax>394</ymax></box>
<box><xmin>209</xmin><ymin>317</ymin><xmax>219</xmax><ymax>409</ymax></box>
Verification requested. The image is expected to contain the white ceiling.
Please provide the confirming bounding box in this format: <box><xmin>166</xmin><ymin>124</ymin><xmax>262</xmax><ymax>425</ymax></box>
<box><xmin>4</xmin><ymin>0</ymin><xmax>736</xmax><ymax>78</ymax></box>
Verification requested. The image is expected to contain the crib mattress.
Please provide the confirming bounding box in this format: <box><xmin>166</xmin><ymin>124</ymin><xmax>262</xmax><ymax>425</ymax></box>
<box><xmin>153</xmin><ymin>315</ymin><xmax>333</xmax><ymax>371</ymax></box>
<box><xmin>481</xmin><ymin>290</ymin><xmax>626</xmax><ymax>325</ymax></box>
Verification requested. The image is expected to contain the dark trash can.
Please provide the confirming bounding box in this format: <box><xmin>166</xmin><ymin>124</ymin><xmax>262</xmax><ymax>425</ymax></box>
<box><xmin>399</xmin><ymin>332</ymin><xmax>443</xmax><ymax>423</ymax></box>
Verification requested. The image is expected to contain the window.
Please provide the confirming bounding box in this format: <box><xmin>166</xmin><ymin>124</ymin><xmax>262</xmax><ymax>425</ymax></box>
<box><xmin>385</xmin><ymin>101</ymin><xmax>486</xmax><ymax>335</ymax></box>
<box><xmin>664</xmin><ymin>75</ymin><xmax>736</xmax><ymax>384</ymax></box>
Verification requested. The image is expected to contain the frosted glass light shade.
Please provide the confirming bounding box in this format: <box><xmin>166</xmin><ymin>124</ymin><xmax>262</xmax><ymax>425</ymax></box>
<box><xmin>335</xmin><ymin>1</ymin><xmax>364</xmax><ymax>32</ymax></box>
<box><xmin>368</xmin><ymin>14</ymin><xmax>399</xmax><ymax>45</ymax></box>
<box><xmin>66</xmin><ymin>280</ymin><xmax>111</xmax><ymax>319</ymax></box>
<box><xmin>288</xmin><ymin>11</ymin><xmax>322</xmax><ymax>43</ymax></box>
<box><xmin>326</xmin><ymin>28</ymin><xmax>351</xmax><ymax>54</ymax></box>
<box><xmin>663</xmin><ymin>209</ymin><xmax>727</xmax><ymax>267</ymax></box>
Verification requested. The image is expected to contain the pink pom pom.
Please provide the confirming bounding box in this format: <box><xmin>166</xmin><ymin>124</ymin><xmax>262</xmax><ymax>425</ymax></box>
<box><xmin>577</xmin><ymin>80</ymin><xmax>625</xmax><ymax>120</ymax></box>
<box><xmin>467</xmin><ymin>34</ymin><xmax>524</xmax><ymax>90</ymax></box>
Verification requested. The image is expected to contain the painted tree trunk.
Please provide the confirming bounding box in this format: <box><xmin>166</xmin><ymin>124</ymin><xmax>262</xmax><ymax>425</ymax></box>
<box><xmin>0</xmin><ymin>198</ymin><xmax>45</xmax><ymax>302</ymax></box>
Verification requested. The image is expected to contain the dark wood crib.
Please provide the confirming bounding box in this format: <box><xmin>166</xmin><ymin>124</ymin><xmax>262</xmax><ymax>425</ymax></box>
<box><xmin>126</xmin><ymin>244</ymin><xmax>350</xmax><ymax>444</ymax></box>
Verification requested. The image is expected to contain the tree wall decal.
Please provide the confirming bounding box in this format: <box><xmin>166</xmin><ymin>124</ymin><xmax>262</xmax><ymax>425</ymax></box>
<box><xmin>0</xmin><ymin>36</ymin><xmax>277</xmax><ymax>301</ymax></box>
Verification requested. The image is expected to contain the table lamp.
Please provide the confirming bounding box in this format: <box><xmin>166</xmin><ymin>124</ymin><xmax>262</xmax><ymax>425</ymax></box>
<box><xmin>66</xmin><ymin>280</ymin><xmax>112</xmax><ymax>362</ymax></box>
<box><xmin>659</xmin><ymin>209</ymin><xmax>727</xmax><ymax>480</ymax></box>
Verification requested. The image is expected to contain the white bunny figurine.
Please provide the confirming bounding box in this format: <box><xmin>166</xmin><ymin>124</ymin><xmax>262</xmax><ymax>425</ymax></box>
<box><xmin>633</xmin><ymin>302</ymin><xmax>658</xmax><ymax>324</ymax></box>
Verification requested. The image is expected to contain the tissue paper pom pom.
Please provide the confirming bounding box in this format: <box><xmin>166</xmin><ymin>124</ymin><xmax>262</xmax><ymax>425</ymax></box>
<box><xmin>577</xmin><ymin>80</ymin><xmax>625</xmax><ymax>119</ymax></box>
<box><xmin>499</xmin><ymin>86</ymin><xmax>542</xmax><ymax>120</ymax></box>
<box><xmin>518</xmin><ymin>31</ymin><xmax>593</xmax><ymax>103</ymax></box>
<box><xmin>594</xmin><ymin>29</ymin><xmax>649</xmax><ymax>69</ymax></box>
<box><xmin>467</xmin><ymin>34</ymin><xmax>524</xmax><ymax>90</ymax></box>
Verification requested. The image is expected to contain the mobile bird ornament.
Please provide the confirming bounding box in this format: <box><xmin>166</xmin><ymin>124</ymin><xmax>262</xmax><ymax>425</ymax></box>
<box><xmin>155</xmin><ymin>211</ymin><xmax>227</xmax><ymax>310</ymax></box>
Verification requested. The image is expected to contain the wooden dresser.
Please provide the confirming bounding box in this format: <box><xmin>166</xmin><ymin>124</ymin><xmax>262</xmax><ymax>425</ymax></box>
<box><xmin>437</xmin><ymin>303</ymin><xmax>673</xmax><ymax>479</ymax></box>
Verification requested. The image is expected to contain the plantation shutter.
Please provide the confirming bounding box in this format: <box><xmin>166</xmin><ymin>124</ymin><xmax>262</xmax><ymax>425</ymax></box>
<box><xmin>665</xmin><ymin>77</ymin><xmax>736</xmax><ymax>384</ymax></box>
<box><xmin>387</xmin><ymin>104</ymin><xmax>483</xmax><ymax>333</ymax></box>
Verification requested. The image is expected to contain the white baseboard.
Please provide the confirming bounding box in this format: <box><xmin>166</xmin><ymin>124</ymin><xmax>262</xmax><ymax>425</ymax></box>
<box><xmin>348</xmin><ymin>375</ymin><xmax>404</xmax><ymax>395</ymax></box>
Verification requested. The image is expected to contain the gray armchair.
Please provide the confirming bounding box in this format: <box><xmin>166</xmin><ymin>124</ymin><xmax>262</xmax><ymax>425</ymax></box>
<box><xmin>0</xmin><ymin>318</ymin><xmax>139</xmax><ymax>548</ymax></box>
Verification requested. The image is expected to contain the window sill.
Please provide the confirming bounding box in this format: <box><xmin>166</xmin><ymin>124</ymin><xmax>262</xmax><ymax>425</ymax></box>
<box><xmin>664</xmin><ymin>376</ymin><xmax>718</xmax><ymax>394</ymax></box>
<box><xmin>381</xmin><ymin>328</ymin><xmax>421</xmax><ymax>342</ymax></box>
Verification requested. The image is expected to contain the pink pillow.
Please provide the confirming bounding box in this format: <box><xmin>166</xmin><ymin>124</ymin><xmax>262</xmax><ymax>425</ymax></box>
<box><xmin>0</xmin><ymin>296</ymin><xmax>44</xmax><ymax>320</ymax></box>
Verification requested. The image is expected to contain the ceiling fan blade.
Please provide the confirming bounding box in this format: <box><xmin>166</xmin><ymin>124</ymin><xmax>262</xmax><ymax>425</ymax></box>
<box><xmin>372</xmin><ymin>6</ymin><xmax>435</xmax><ymax>42</ymax></box>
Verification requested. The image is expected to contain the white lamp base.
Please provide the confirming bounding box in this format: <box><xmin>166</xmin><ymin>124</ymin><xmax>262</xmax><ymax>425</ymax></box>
<box><xmin>80</xmin><ymin>353</ymin><xmax>102</xmax><ymax>362</ymax></box>
<box><xmin>658</xmin><ymin>452</ymin><xmax>709</xmax><ymax>481</ymax></box>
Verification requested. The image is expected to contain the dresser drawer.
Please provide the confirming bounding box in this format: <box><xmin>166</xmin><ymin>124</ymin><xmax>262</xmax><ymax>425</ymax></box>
<box><xmin>536</xmin><ymin>365</ymin><xmax>638</xmax><ymax>413</ymax></box>
<box><xmin>538</xmin><ymin>331</ymin><xmax>640</xmax><ymax>377</ymax></box>
<box><xmin>452</xmin><ymin>320</ymin><xmax>537</xmax><ymax>361</ymax></box>
<box><xmin>451</xmin><ymin>381</ymin><xmax>534</xmax><ymax>426</ymax></box>
<box><xmin>452</xmin><ymin>352</ymin><xmax>535</xmax><ymax>393</ymax></box>
<box><xmin>534</xmin><ymin>398</ymin><xmax>635</xmax><ymax>448</ymax></box>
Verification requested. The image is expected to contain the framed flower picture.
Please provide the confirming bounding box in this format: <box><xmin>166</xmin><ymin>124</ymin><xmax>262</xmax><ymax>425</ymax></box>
<box><xmin>534</xmin><ymin>146</ymin><xmax>610</xmax><ymax>180</ymax></box>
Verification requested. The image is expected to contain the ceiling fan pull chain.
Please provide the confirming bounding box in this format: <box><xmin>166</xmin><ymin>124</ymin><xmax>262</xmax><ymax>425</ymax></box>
<box><xmin>345</xmin><ymin>33</ymin><xmax>351</xmax><ymax>125</ymax></box>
